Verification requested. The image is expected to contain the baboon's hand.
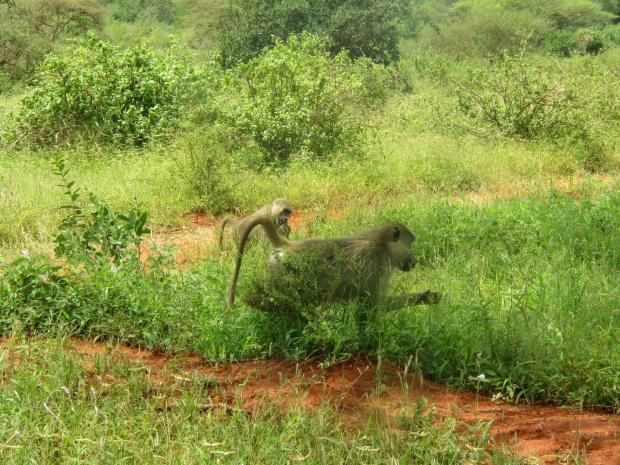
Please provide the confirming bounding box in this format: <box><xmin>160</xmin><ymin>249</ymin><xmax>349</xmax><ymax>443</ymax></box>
<box><xmin>418</xmin><ymin>289</ymin><xmax>442</xmax><ymax>305</ymax></box>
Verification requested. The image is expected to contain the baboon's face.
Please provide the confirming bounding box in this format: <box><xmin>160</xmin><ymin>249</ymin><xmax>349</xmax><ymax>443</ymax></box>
<box><xmin>273</xmin><ymin>199</ymin><xmax>293</xmax><ymax>227</ymax></box>
<box><xmin>388</xmin><ymin>224</ymin><xmax>417</xmax><ymax>272</ymax></box>
<box><xmin>276</xmin><ymin>208</ymin><xmax>292</xmax><ymax>226</ymax></box>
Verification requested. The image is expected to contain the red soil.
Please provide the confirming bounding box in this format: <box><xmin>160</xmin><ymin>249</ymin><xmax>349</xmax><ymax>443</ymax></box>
<box><xmin>102</xmin><ymin>176</ymin><xmax>620</xmax><ymax>462</ymax></box>
<box><xmin>69</xmin><ymin>340</ymin><xmax>620</xmax><ymax>465</ymax></box>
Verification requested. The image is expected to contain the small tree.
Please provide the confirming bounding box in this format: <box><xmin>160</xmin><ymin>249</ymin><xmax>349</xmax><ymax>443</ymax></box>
<box><xmin>418</xmin><ymin>0</ymin><xmax>615</xmax><ymax>58</ymax></box>
<box><xmin>446</xmin><ymin>49</ymin><xmax>620</xmax><ymax>170</ymax></box>
<box><xmin>216</xmin><ymin>33</ymin><xmax>390</xmax><ymax>166</ymax></box>
<box><xmin>453</xmin><ymin>50</ymin><xmax>577</xmax><ymax>139</ymax></box>
<box><xmin>0</xmin><ymin>0</ymin><xmax>102</xmax><ymax>84</ymax></box>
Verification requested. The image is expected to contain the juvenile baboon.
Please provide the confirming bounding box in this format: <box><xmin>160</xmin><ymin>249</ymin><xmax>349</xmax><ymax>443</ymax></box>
<box><xmin>227</xmin><ymin>217</ymin><xmax>441</xmax><ymax>311</ymax></box>
<box><xmin>219</xmin><ymin>199</ymin><xmax>293</xmax><ymax>251</ymax></box>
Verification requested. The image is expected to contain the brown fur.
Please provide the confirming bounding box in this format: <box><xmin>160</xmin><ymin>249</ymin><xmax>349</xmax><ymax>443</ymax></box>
<box><xmin>227</xmin><ymin>217</ymin><xmax>441</xmax><ymax>310</ymax></box>
<box><xmin>219</xmin><ymin>199</ymin><xmax>293</xmax><ymax>251</ymax></box>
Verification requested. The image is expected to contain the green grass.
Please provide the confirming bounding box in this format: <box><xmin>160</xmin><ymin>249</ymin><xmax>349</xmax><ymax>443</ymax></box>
<box><xmin>0</xmin><ymin>336</ymin><xmax>524</xmax><ymax>464</ymax></box>
<box><xmin>1</xmin><ymin>42</ymin><xmax>619</xmax><ymax>463</ymax></box>
<box><xmin>0</xmin><ymin>150</ymin><xmax>189</xmax><ymax>260</ymax></box>
<box><xmin>2</xmin><ymin>186</ymin><xmax>619</xmax><ymax>412</ymax></box>
<box><xmin>1</xmin><ymin>122</ymin><xmax>613</xmax><ymax>261</ymax></box>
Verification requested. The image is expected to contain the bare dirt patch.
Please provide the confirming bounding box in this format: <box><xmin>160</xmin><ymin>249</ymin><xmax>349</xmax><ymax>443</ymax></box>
<box><xmin>68</xmin><ymin>339</ymin><xmax>620</xmax><ymax>465</ymax></box>
<box><xmin>455</xmin><ymin>173</ymin><xmax>617</xmax><ymax>205</ymax></box>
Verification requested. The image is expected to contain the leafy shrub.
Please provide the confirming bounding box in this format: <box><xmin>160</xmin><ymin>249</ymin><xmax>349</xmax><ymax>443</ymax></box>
<box><xmin>540</xmin><ymin>0</ymin><xmax>616</xmax><ymax>29</ymax></box>
<box><xmin>109</xmin><ymin>0</ymin><xmax>176</xmax><ymax>24</ymax></box>
<box><xmin>216</xmin><ymin>0</ymin><xmax>410</xmax><ymax>68</ymax></box>
<box><xmin>418</xmin><ymin>6</ymin><xmax>550</xmax><ymax>59</ymax></box>
<box><xmin>452</xmin><ymin>50</ymin><xmax>577</xmax><ymax>139</ymax></box>
<box><xmin>6</xmin><ymin>34</ymin><xmax>196</xmax><ymax>148</ymax></box>
<box><xmin>52</xmin><ymin>156</ymin><xmax>150</xmax><ymax>267</ymax></box>
<box><xmin>173</xmin><ymin>126</ymin><xmax>240</xmax><ymax>216</ymax></box>
<box><xmin>605</xmin><ymin>23</ymin><xmax>620</xmax><ymax>45</ymax></box>
<box><xmin>542</xmin><ymin>30</ymin><xmax>580</xmax><ymax>56</ymax></box>
<box><xmin>0</xmin><ymin>0</ymin><xmax>102</xmax><ymax>85</ymax></box>
<box><xmin>418</xmin><ymin>0</ymin><xmax>615</xmax><ymax>59</ymax></box>
<box><xmin>243</xmin><ymin>246</ymin><xmax>342</xmax><ymax>317</ymax></box>
<box><xmin>0</xmin><ymin>155</ymin><xmax>183</xmax><ymax>342</ymax></box>
<box><xmin>0</xmin><ymin>255</ymin><xmax>84</xmax><ymax>334</ymax></box>
<box><xmin>446</xmin><ymin>49</ymin><xmax>620</xmax><ymax>169</ymax></box>
<box><xmin>216</xmin><ymin>33</ymin><xmax>391</xmax><ymax>166</ymax></box>
<box><xmin>243</xmin><ymin>246</ymin><xmax>370</xmax><ymax>357</ymax></box>
<box><xmin>575</xmin><ymin>27</ymin><xmax>608</xmax><ymax>54</ymax></box>
<box><xmin>542</xmin><ymin>27</ymin><xmax>611</xmax><ymax>57</ymax></box>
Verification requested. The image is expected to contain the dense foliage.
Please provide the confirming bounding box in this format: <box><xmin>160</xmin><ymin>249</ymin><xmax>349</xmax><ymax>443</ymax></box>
<box><xmin>414</xmin><ymin>0</ymin><xmax>616</xmax><ymax>58</ymax></box>
<box><xmin>215</xmin><ymin>33</ymin><xmax>391</xmax><ymax>165</ymax></box>
<box><xmin>106</xmin><ymin>0</ymin><xmax>177</xmax><ymax>24</ymax></box>
<box><xmin>6</xmin><ymin>34</ymin><xmax>195</xmax><ymax>147</ymax></box>
<box><xmin>216</xmin><ymin>0</ymin><xmax>411</xmax><ymax>68</ymax></box>
<box><xmin>439</xmin><ymin>49</ymin><xmax>620</xmax><ymax>169</ymax></box>
<box><xmin>52</xmin><ymin>156</ymin><xmax>150</xmax><ymax>267</ymax></box>
<box><xmin>0</xmin><ymin>0</ymin><xmax>102</xmax><ymax>87</ymax></box>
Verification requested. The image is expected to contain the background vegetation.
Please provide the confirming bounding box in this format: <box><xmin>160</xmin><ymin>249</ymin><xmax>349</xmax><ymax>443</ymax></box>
<box><xmin>1</xmin><ymin>0</ymin><xmax>620</xmax><ymax>461</ymax></box>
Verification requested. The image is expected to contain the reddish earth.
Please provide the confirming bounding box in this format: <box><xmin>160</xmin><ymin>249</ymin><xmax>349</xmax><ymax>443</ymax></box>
<box><xmin>69</xmin><ymin>340</ymin><xmax>620</xmax><ymax>465</ymax></box>
<box><xmin>103</xmin><ymin>176</ymin><xmax>620</xmax><ymax>463</ymax></box>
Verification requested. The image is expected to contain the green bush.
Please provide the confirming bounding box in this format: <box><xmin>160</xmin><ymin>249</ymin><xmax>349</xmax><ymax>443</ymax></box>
<box><xmin>419</xmin><ymin>6</ymin><xmax>550</xmax><ymax>58</ymax></box>
<box><xmin>6</xmin><ymin>34</ymin><xmax>197</xmax><ymax>148</ymax></box>
<box><xmin>216</xmin><ymin>0</ymin><xmax>410</xmax><ymax>68</ymax></box>
<box><xmin>418</xmin><ymin>0</ymin><xmax>615</xmax><ymax>59</ymax></box>
<box><xmin>452</xmin><ymin>50</ymin><xmax>578</xmax><ymax>139</ymax></box>
<box><xmin>243</xmin><ymin>246</ymin><xmax>342</xmax><ymax>317</ymax></box>
<box><xmin>0</xmin><ymin>0</ymin><xmax>102</xmax><ymax>86</ymax></box>
<box><xmin>575</xmin><ymin>27</ymin><xmax>608</xmax><ymax>54</ymax></box>
<box><xmin>542</xmin><ymin>27</ymin><xmax>611</xmax><ymax>57</ymax></box>
<box><xmin>446</xmin><ymin>49</ymin><xmax>620</xmax><ymax>169</ymax></box>
<box><xmin>173</xmin><ymin>126</ymin><xmax>240</xmax><ymax>216</ymax></box>
<box><xmin>109</xmin><ymin>0</ymin><xmax>176</xmax><ymax>24</ymax></box>
<box><xmin>0</xmin><ymin>255</ymin><xmax>84</xmax><ymax>334</ymax></box>
<box><xmin>216</xmin><ymin>33</ymin><xmax>391</xmax><ymax>166</ymax></box>
<box><xmin>52</xmin><ymin>156</ymin><xmax>150</xmax><ymax>268</ymax></box>
<box><xmin>542</xmin><ymin>30</ymin><xmax>580</xmax><ymax>56</ymax></box>
<box><xmin>243</xmin><ymin>246</ymin><xmax>368</xmax><ymax>358</ymax></box>
<box><xmin>540</xmin><ymin>0</ymin><xmax>616</xmax><ymax>29</ymax></box>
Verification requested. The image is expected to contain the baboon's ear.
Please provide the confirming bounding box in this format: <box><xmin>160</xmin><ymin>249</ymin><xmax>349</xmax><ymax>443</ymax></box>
<box><xmin>390</xmin><ymin>227</ymin><xmax>400</xmax><ymax>243</ymax></box>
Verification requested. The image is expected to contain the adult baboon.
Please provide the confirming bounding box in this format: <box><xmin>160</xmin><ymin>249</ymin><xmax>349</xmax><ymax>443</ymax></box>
<box><xmin>219</xmin><ymin>199</ymin><xmax>293</xmax><ymax>251</ymax></box>
<box><xmin>227</xmin><ymin>218</ymin><xmax>441</xmax><ymax>311</ymax></box>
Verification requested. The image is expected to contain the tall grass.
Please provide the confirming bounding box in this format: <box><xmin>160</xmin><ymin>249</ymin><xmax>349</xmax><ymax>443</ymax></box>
<box><xmin>1</xmin><ymin>126</ymin><xmax>611</xmax><ymax>261</ymax></box>
<box><xmin>382</xmin><ymin>187</ymin><xmax>620</xmax><ymax>409</ymax></box>
<box><xmin>0</xmin><ymin>151</ymin><xmax>188</xmax><ymax>260</ymax></box>
<box><xmin>1</xmin><ymin>185</ymin><xmax>619</xmax><ymax>411</ymax></box>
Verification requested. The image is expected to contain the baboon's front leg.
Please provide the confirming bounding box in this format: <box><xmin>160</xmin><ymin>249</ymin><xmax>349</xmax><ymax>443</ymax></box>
<box><xmin>386</xmin><ymin>290</ymin><xmax>442</xmax><ymax>311</ymax></box>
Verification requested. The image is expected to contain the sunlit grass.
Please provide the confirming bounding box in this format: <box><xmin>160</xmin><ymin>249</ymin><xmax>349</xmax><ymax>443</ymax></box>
<box><xmin>0</xmin><ymin>335</ymin><xmax>525</xmax><ymax>464</ymax></box>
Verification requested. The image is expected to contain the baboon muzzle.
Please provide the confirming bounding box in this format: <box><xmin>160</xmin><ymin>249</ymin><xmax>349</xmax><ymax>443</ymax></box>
<box><xmin>399</xmin><ymin>256</ymin><xmax>417</xmax><ymax>272</ymax></box>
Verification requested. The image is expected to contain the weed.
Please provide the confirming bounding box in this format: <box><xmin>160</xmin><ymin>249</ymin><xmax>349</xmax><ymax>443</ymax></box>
<box><xmin>52</xmin><ymin>155</ymin><xmax>149</xmax><ymax>268</ymax></box>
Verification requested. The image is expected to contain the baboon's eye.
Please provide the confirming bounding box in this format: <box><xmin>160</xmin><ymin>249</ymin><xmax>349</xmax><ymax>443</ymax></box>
<box><xmin>390</xmin><ymin>227</ymin><xmax>400</xmax><ymax>243</ymax></box>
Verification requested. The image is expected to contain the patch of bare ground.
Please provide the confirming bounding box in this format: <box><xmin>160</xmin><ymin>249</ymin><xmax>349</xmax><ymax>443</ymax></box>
<box><xmin>62</xmin><ymin>339</ymin><xmax>620</xmax><ymax>465</ymax></box>
<box><xmin>142</xmin><ymin>206</ymin><xmax>345</xmax><ymax>267</ymax></box>
<box><xmin>454</xmin><ymin>174</ymin><xmax>617</xmax><ymax>205</ymax></box>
